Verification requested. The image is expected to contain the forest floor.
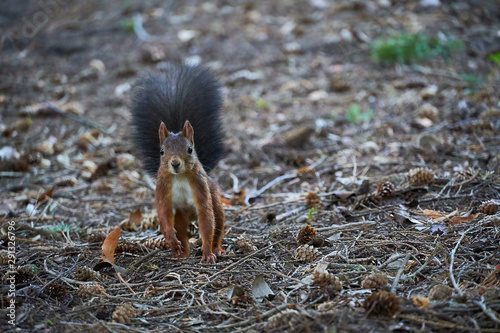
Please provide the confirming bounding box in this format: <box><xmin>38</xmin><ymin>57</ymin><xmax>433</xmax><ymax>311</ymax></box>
<box><xmin>1</xmin><ymin>0</ymin><xmax>500</xmax><ymax>332</ymax></box>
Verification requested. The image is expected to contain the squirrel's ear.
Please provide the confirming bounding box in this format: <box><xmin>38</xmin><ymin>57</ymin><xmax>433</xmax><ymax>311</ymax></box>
<box><xmin>182</xmin><ymin>120</ymin><xmax>194</xmax><ymax>145</ymax></box>
<box><xmin>159</xmin><ymin>122</ymin><xmax>169</xmax><ymax>146</ymax></box>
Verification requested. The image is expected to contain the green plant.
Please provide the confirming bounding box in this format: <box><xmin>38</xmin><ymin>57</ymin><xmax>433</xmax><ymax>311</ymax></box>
<box><xmin>371</xmin><ymin>33</ymin><xmax>463</xmax><ymax>65</ymax></box>
<box><xmin>306</xmin><ymin>206</ymin><xmax>317</xmax><ymax>223</ymax></box>
<box><xmin>461</xmin><ymin>74</ymin><xmax>484</xmax><ymax>93</ymax></box>
<box><xmin>119</xmin><ymin>17</ymin><xmax>135</xmax><ymax>33</ymax></box>
<box><xmin>346</xmin><ymin>104</ymin><xmax>374</xmax><ymax>123</ymax></box>
<box><xmin>42</xmin><ymin>222</ymin><xmax>72</xmax><ymax>233</ymax></box>
<box><xmin>256</xmin><ymin>98</ymin><xmax>270</xmax><ymax>110</ymax></box>
<box><xmin>489</xmin><ymin>53</ymin><xmax>500</xmax><ymax>65</ymax></box>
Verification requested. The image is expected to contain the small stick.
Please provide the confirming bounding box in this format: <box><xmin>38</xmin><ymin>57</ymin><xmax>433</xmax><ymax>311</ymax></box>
<box><xmin>390</xmin><ymin>253</ymin><xmax>411</xmax><ymax>294</ymax></box>
<box><xmin>130</xmin><ymin>249</ymin><xmax>160</xmax><ymax>268</ymax></box>
<box><xmin>473</xmin><ymin>298</ymin><xmax>500</xmax><ymax>324</ymax></box>
<box><xmin>449</xmin><ymin>226</ymin><xmax>476</xmax><ymax>297</ymax></box>
<box><xmin>275</xmin><ymin>207</ymin><xmax>306</xmax><ymax>222</ymax></box>
<box><xmin>245</xmin><ymin>173</ymin><xmax>297</xmax><ymax>205</ymax></box>
<box><xmin>315</xmin><ymin>221</ymin><xmax>377</xmax><ymax>232</ymax></box>
<box><xmin>44</xmin><ymin>102</ymin><xmax>111</xmax><ymax>133</ymax></box>
<box><xmin>209</xmin><ymin>241</ymin><xmax>281</xmax><ymax>280</ymax></box>
<box><xmin>132</xmin><ymin>13</ymin><xmax>158</xmax><ymax>42</ymax></box>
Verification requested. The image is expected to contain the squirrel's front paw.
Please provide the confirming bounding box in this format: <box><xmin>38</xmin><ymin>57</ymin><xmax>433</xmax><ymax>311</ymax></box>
<box><xmin>165</xmin><ymin>235</ymin><xmax>183</xmax><ymax>255</ymax></box>
<box><xmin>201</xmin><ymin>252</ymin><xmax>216</xmax><ymax>264</ymax></box>
<box><xmin>212</xmin><ymin>247</ymin><xmax>228</xmax><ymax>257</ymax></box>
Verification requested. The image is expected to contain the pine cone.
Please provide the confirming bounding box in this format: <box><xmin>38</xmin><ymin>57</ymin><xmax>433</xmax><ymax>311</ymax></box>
<box><xmin>313</xmin><ymin>270</ymin><xmax>342</xmax><ymax>290</ymax></box>
<box><xmin>296</xmin><ymin>225</ymin><xmax>317</xmax><ymax>245</ymax></box>
<box><xmin>61</xmin><ymin>245</ymin><xmax>79</xmax><ymax>254</ymax></box>
<box><xmin>54</xmin><ymin>176</ymin><xmax>78</xmax><ymax>187</ymax></box>
<box><xmin>478</xmin><ymin>200</ymin><xmax>498</xmax><ymax>215</ymax></box>
<box><xmin>143</xmin><ymin>238</ymin><xmax>169</xmax><ymax>250</ymax></box>
<box><xmin>317</xmin><ymin>302</ymin><xmax>337</xmax><ymax>312</ymax></box>
<box><xmin>45</xmin><ymin>282</ymin><xmax>68</xmax><ymax>301</ymax></box>
<box><xmin>75</xmin><ymin>266</ymin><xmax>107</xmax><ymax>282</ymax></box>
<box><xmin>363</xmin><ymin>291</ymin><xmax>401</xmax><ymax>317</ymax></box>
<box><xmin>305</xmin><ymin>192</ymin><xmax>321</xmax><ymax>208</ymax></box>
<box><xmin>112</xmin><ymin>302</ymin><xmax>136</xmax><ymax>324</ymax></box>
<box><xmin>357</xmin><ymin>193</ymin><xmax>382</xmax><ymax>207</ymax></box>
<box><xmin>266</xmin><ymin>309</ymin><xmax>300</xmax><ymax>329</ymax></box>
<box><xmin>88</xmin><ymin>232</ymin><xmax>107</xmax><ymax>244</ymax></box>
<box><xmin>116</xmin><ymin>242</ymin><xmax>142</xmax><ymax>253</ymax></box>
<box><xmin>361</xmin><ymin>274</ymin><xmax>389</xmax><ymax>289</ymax></box>
<box><xmin>15</xmin><ymin>265</ymin><xmax>37</xmax><ymax>282</ymax></box>
<box><xmin>77</xmin><ymin>283</ymin><xmax>107</xmax><ymax>300</ymax></box>
<box><xmin>456</xmin><ymin>167</ymin><xmax>478</xmax><ymax>181</ymax></box>
<box><xmin>142</xmin><ymin>210</ymin><xmax>159</xmax><ymax>229</ymax></box>
<box><xmin>294</xmin><ymin>245</ymin><xmax>320</xmax><ymax>263</ymax></box>
<box><xmin>0</xmin><ymin>250</ymin><xmax>8</xmax><ymax>266</ymax></box>
<box><xmin>408</xmin><ymin>168</ymin><xmax>434</xmax><ymax>186</ymax></box>
<box><xmin>235</xmin><ymin>235</ymin><xmax>257</xmax><ymax>253</ymax></box>
<box><xmin>296</xmin><ymin>167</ymin><xmax>316</xmax><ymax>177</ymax></box>
<box><xmin>475</xmin><ymin>267</ymin><xmax>500</xmax><ymax>294</ymax></box>
<box><xmin>428</xmin><ymin>284</ymin><xmax>453</xmax><ymax>301</ymax></box>
<box><xmin>418</xmin><ymin>103</ymin><xmax>438</xmax><ymax>121</ymax></box>
<box><xmin>376</xmin><ymin>181</ymin><xmax>395</xmax><ymax>199</ymax></box>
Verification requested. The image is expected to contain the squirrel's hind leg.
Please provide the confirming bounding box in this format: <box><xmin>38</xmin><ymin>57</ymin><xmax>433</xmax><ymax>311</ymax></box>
<box><xmin>174</xmin><ymin>211</ymin><xmax>190</xmax><ymax>258</ymax></box>
<box><xmin>210</xmin><ymin>181</ymin><xmax>227</xmax><ymax>256</ymax></box>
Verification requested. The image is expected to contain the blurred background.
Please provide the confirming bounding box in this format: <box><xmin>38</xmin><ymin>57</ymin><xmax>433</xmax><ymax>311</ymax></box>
<box><xmin>1</xmin><ymin>1</ymin><xmax>500</xmax><ymax>331</ymax></box>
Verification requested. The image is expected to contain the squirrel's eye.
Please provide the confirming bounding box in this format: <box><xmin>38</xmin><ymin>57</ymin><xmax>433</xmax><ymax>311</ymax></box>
<box><xmin>160</xmin><ymin>148</ymin><xmax>164</xmax><ymax>156</ymax></box>
<box><xmin>187</xmin><ymin>147</ymin><xmax>193</xmax><ymax>155</ymax></box>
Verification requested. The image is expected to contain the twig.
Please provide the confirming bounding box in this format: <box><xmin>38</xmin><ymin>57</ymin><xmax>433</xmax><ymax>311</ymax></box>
<box><xmin>245</xmin><ymin>173</ymin><xmax>297</xmax><ymax>205</ymax></box>
<box><xmin>211</xmin><ymin>303</ymin><xmax>291</xmax><ymax>330</ymax></box>
<box><xmin>390</xmin><ymin>253</ymin><xmax>411</xmax><ymax>294</ymax></box>
<box><xmin>44</xmin><ymin>259</ymin><xmax>89</xmax><ymax>286</ymax></box>
<box><xmin>244</xmin><ymin>156</ymin><xmax>327</xmax><ymax>205</ymax></box>
<box><xmin>398</xmin><ymin>314</ymin><xmax>499</xmax><ymax>332</ymax></box>
<box><xmin>130</xmin><ymin>249</ymin><xmax>160</xmax><ymax>268</ymax></box>
<box><xmin>44</xmin><ymin>102</ymin><xmax>111</xmax><ymax>133</ymax></box>
<box><xmin>450</xmin><ymin>226</ymin><xmax>476</xmax><ymax>297</ymax></box>
<box><xmin>209</xmin><ymin>241</ymin><xmax>281</xmax><ymax>281</ymax></box>
<box><xmin>378</xmin><ymin>253</ymin><xmax>408</xmax><ymax>269</ymax></box>
<box><xmin>0</xmin><ymin>171</ymin><xmax>25</xmax><ymax>178</ymax></box>
<box><xmin>132</xmin><ymin>13</ymin><xmax>158</xmax><ymax>42</ymax></box>
<box><xmin>315</xmin><ymin>221</ymin><xmax>377</xmax><ymax>233</ymax></box>
<box><xmin>473</xmin><ymin>298</ymin><xmax>500</xmax><ymax>324</ymax></box>
<box><xmin>275</xmin><ymin>207</ymin><xmax>306</xmax><ymax>222</ymax></box>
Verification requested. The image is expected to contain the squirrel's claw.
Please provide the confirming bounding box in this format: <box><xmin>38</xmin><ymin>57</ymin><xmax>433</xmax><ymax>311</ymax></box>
<box><xmin>201</xmin><ymin>252</ymin><xmax>217</xmax><ymax>264</ymax></box>
<box><xmin>212</xmin><ymin>247</ymin><xmax>228</xmax><ymax>257</ymax></box>
<box><xmin>166</xmin><ymin>235</ymin><xmax>183</xmax><ymax>255</ymax></box>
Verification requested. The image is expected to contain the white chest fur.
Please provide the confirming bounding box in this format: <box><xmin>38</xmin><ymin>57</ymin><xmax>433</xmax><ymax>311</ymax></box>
<box><xmin>171</xmin><ymin>176</ymin><xmax>195</xmax><ymax>210</ymax></box>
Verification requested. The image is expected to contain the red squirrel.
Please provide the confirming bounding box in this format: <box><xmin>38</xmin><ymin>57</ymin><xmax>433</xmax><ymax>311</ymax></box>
<box><xmin>131</xmin><ymin>63</ymin><xmax>227</xmax><ymax>263</ymax></box>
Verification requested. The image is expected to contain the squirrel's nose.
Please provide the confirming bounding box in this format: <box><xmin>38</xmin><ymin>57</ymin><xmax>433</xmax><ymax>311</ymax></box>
<box><xmin>171</xmin><ymin>160</ymin><xmax>181</xmax><ymax>168</ymax></box>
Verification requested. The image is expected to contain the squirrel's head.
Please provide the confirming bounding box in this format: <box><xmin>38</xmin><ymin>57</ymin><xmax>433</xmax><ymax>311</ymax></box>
<box><xmin>158</xmin><ymin>120</ymin><xmax>197</xmax><ymax>175</ymax></box>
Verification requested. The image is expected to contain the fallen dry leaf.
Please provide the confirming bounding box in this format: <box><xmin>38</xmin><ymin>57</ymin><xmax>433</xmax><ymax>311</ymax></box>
<box><xmin>230</xmin><ymin>189</ymin><xmax>248</xmax><ymax>206</ymax></box>
<box><xmin>421</xmin><ymin>209</ymin><xmax>444</xmax><ymax>219</ymax></box>
<box><xmin>451</xmin><ymin>213</ymin><xmax>480</xmax><ymax>224</ymax></box>
<box><xmin>412</xmin><ymin>296</ymin><xmax>429</xmax><ymax>309</ymax></box>
<box><xmin>221</xmin><ymin>196</ymin><xmax>232</xmax><ymax>206</ymax></box>
<box><xmin>422</xmin><ymin>209</ymin><xmax>459</xmax><ymax>222</ymax></box>
<box><xmin>101</xmin><ymin>227</ymin><xmax>121</xmax><ymax>264</ymax></box>
<box><xmin>37</xmin><ymin>187</ymin><xmax>54</xmax><ymax>202</ymax></box>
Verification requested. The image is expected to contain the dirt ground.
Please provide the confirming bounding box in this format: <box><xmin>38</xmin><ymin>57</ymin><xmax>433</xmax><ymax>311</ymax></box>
<box><xmin>1</xmin><ymin>0</ymin><xmax>500</xmax><ymax>332</ymax></box>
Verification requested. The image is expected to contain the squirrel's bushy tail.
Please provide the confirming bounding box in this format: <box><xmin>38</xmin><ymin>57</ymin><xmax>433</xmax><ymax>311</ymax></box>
<box><xmin>130</xmin><ymin>63</ymin><xmax>225</xmax><ymax>177</ymax></box>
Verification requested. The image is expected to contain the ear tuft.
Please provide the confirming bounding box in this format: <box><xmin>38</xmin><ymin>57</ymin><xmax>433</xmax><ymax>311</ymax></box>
<box><xmin>182</xmin><ymin>120</ymin><xmax>195</xmax><ymax>146</ymax></box>
<box><xmin>159</xmin><ymin>122</ymin><xmax>169</xmax><ymax>146</ymax></box>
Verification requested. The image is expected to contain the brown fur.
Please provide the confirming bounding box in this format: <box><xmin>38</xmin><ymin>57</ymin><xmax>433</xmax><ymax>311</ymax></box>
<box><xmin>156</xmin><ymin>120</ymin><xmax>226</xmax><ymax>263</ymax></box>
